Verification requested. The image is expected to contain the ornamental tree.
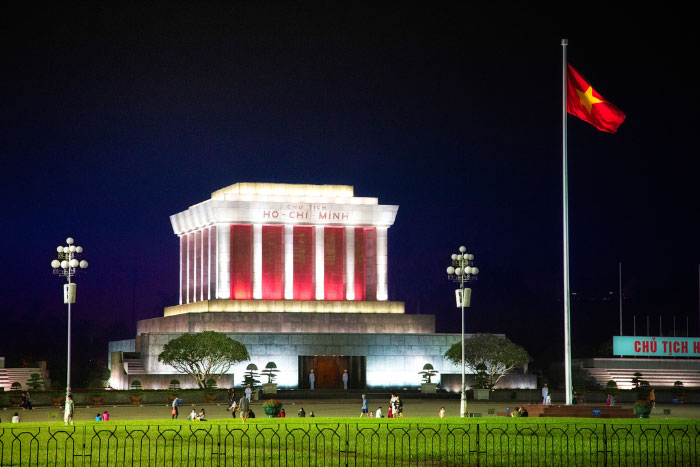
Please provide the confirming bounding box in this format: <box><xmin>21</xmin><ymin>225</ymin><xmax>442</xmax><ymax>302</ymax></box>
<box><xmin>444</xmin><ymin>333</ymin><xmax>530</xmax><ymax>389</ymax></box>
<box><xmin>158</xmin><ymin>331</ymin><xmax>250</xmax><ymax>389</ymax></box>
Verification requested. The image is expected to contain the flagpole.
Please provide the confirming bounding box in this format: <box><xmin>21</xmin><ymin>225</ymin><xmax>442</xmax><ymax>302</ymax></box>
<box><xmin>561</xmin><ymin>38</ymin><xmax>573</xmax><ymax>406</ymax></box>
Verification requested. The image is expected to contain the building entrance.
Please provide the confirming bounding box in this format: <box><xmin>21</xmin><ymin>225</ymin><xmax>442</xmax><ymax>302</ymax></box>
<box><xmin>299</xmin><ymin>356</ymin><xmax>366</xmax><ymax>389</ymax></box>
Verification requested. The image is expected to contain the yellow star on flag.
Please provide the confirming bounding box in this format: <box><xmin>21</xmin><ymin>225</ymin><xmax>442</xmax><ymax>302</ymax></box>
<box><xmin>575</xmin><ymin>86</ymin><xmax>604</xmax><ymax>114</ymax></box>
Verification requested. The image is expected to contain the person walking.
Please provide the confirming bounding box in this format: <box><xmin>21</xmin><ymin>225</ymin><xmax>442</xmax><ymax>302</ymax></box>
<box><xmin>228</xmin><ymin>398</ymin><xmax>238</xmax><ymax>418</ymax></box>
<box><xmin>172</xmin><ymin>396</ymin><xmax>179</xmax><ymax>419</ymax></box>
<box><xmin>395</xmin><ymin>396</ymin><xmax>403</xmax><ymax>418</ymax></box>
<box><xmin>64</xmin><ymin>395</ymin><xmax>75</xmax><ymax>426</ymax></box>
<box><xmin>360</xmin><ymin>394</ymin><xmax>368</xmax><ymax>417</ymax></box>
<box><xmin>239</xmin><ymin>394</ymin><xmax>250</xmax><ymax>423</ymax></box>
<box><xmin>309</xmin><ymin>370</ymin><xmax>315</xmax><ymax>390</ymax></box>
<box><xmin>342</xmin><ymin>369</ymin><xmax>349</xmax><ymax>390</ymax></box>
<box><xmin>245</xmin><ymin>384</ymin><xmax>252</xmax><ymax>402</ymax></box>
<box><xmin>650</xmin><ymin>389</ymin><xmax>656</xmax><ymax>408</ymax></box>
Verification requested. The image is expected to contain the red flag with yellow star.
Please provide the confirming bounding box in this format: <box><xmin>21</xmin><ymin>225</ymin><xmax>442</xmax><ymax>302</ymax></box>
<box><xmin>567</xmin><ymin>64</ymin><xmax>626</xmax><ymax>133</ymax></box>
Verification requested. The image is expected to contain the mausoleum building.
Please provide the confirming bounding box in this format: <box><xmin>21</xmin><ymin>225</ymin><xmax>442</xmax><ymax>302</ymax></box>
<box><xmin>108</xmin><ymin>183</ymin><xmax>533</xmax><ymax>390</ymax></box>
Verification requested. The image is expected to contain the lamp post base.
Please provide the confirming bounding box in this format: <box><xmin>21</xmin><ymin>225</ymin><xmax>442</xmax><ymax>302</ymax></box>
<box><xmin>460</xmin><ymin>392</ymin><xmax>467</xmax><ymax>417</ymax></box>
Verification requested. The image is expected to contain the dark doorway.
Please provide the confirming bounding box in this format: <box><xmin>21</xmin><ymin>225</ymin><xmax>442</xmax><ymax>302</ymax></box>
<box><xmin>299</xmin><ymin>356</ymin><xmax>366</xmax><ymax>389</ymax></box>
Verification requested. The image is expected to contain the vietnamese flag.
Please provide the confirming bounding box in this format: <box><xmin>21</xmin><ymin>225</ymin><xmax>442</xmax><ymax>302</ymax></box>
<box><xmin>567</xmin><ymin>64</ymin><xmax>626</xmax><ymax>133</ymax></box>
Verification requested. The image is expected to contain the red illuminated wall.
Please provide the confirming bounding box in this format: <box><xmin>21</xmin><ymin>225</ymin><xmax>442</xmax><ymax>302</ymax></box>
<box><xmin>324</xmin><ymin>227</ymin><xmax>345</xmax><ymax>300</ymax></box>
<box><xmin>230</xmin><ymin>224</ymin><xmax>253</xmax><ymax>299</ymax></box>
<box><xmin>293</xmin><ymin>226</ymin><xmax>315</xmax><ymax>300</ymax></box>
<box><xmin>354</xmin><ymin>227</ymin><xmax>366</xmax><ymax>300</ymax></box>
<box><xmin>354</xmin><ymin>227</ymin><xmax>376</xmax><ymax>301</ymax></box>
<box><xmin>262</xmin><ymin>225</ymin><xmax>284</xmax><ymax>299</ymax></box>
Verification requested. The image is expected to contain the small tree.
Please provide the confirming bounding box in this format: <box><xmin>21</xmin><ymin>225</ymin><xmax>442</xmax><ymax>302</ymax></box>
<box><xmin>158</xmin><ymin>331</ymin><xmax>250</xmax><ymax>389</ymax></box>
<box><xmin>445</xmin><ymin>334</ymin><xmax>530</xmax><ymax>389</ymax></box>
<box><xmin>27</xmin><ymin>373</ymin><xmax>44</xmax><ymax>391</ymax></box>
<box><xmin>169</xmin><ymin>379</ymin><xmax>181</xmax><ymax>390</ymax></box>
<box><xmin>418</xmin><ymin>363</ymin><xmax>438</xmax><ymax>383</ymax></box>
<box><xmin>262</xmin><ymin>362</ymin><xmax>279</xmax><ymax>383</ymax></box>
<box><xmin>10</xmin><ymin>382</ymin><xmax>22</xmax><ymax>391</ymax></box>
<box><xmin>632</xmin><ymin>372</ymin><xmax>643</xmax><ymax>388</ymax></box>
<box><xmin>606</xmin><ymin>380</ymin><xmax>618</xmax><ymax>397</ymax></box>
<box><xmin>243</xmin><ymin>363</ymin><xmax>261</xmax><ymax>387</ymax></box>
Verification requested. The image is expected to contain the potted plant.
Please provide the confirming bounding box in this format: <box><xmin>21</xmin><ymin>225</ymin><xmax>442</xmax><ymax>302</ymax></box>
<box><xmin>262</xmin><ymin>398</ymin><xmax>283</xmax><ymax>418</ymax></box>
<box><xmin>129</xmin><ymin>380</ymin><xmax>143</xmax><ymax>405</ymax></box>
<box><xmin>90</xmin><ymin>390</ymin><xmax>105</xmax><ymax>406</ymax></box>
<box><xmin>634</xmin><ymin>400</ymin><xmax>652</xmax><ymax>418</ymax></box>
<box><xmin>168</xmin><ymin>379</ymin><xmax>180</xmax><ymax>403</ymax></box>
<box><xmin>204</xmin><ymin>379</ymin><xmax>218</xmax><ymax>403</ymax></box>
<box><xmin>673</xmin><ymin>380</ymin><xmax>684</xmax><ymax>403</ymax></box>
<box><xmin>473</xmin><ymin>363</ymin><xmax>491</xmax><ymax>400</ymax></box>
<box><xmin>8</xmin><ymin>384</ymin><xmax>23</xmax><ymax>407</ymax></box>
<box><xmin>419</xmin><ymin>363</ymin><xmax>438</xmax><ymax>393</ymax></box>
<box><xmin>50</xmin><ymin>390</ymin><xmax>65</xmax><ymax>406</ymax></box>
<box><xmin>261</xmin><ymin>362</ymin><xmax>279</xmax><ymax>394</ymax></box>
<box><xmin>27</xmin><ymin>373</ymin><xmax>44</xmax><ymax>391</ymax></box>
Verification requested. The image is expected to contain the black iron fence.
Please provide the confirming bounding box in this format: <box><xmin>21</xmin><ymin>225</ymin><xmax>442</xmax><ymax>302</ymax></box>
<box><xmin>1</xmin><ymin>421</ymin><xmax>699</xmax><ymax>466</ymax></box>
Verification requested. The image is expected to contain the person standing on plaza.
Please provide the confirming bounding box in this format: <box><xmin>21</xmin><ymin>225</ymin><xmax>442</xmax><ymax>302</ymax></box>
<box><xmin>172</xmin><ymin>396</ymin><xmax>179</xmax><ymax>419</ymax></box>
<box><xmin>64</xmin><ymin>395</ymin><xmax>75</xmax><ymax>426</ymax></box>
<box><xmin>309</xmin><ymin>370</ymin><xmax>315</xmax><ymax>390</ymax></box>
<box><xmin>342</xmin><ymin>369</ymin><xmax>349</xmax><ymax>390</ymax></box>
<box><xmin>650</xmin><ymin>388</ymin><xmax>656</xmax><ymax>408</ymax></box>
<box><xmin>541</xmin><ymin>384</ymin><xmax>549</xmax><ymax>405</ymax></box>
<box><xmin>388</xmin><ymin>394</ymin><xmax>395</xmax><ymax>418</ymax></box>
<box><xmin>245</xmin><ymin>384</ymin><xmax>252</xmax><ymax>402</ymax></box>
<box><xmin>361</xmin><ymin>394</ymin><xmax>368</xmax><ymax>417</ymax></box>
<box><xmin>239</xmin><ymin>394</ymin><xmax>250</xmax><ymax>423</ymax></box>
<box><xmin>395</xmin><ymin>396</ymin><xmax>403</xmax><ymax>418</ymax></box>
<box><xmin>439</xmin><ymin>407</ymin><xmax>446</xmax><ymax>419</ymax></box>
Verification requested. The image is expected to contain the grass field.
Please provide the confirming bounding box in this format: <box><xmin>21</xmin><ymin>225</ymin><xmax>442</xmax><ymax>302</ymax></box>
<box><xmin>2</xmin><ymin>408</ymin><xmax>700</xmax><ymax>466</ymax></box>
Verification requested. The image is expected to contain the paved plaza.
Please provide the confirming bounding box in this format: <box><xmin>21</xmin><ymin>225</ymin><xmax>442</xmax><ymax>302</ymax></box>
<box><xmin>4</xmin><ymin>399</ymin><xmax>700</xmax><ymax>424</ymax></box>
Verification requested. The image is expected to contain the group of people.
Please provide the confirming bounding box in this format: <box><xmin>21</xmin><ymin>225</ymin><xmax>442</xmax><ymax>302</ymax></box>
<box><xmin>187</xmin><ymin>408</ymin><xmax>208</xmax><ymax>421</ymax></box>
<box><xmin>94</xmin><ymin>411</ymin><xmax>110</xmax><ymax>421</ymax></box>
<box><xmin>20</xmin><ymin>391</ymin><xmax>33</xmax><ymax>411</ymax></box>
<box><xmin>359</xmin><ymin>394</ymin><xmax>403</xmax><ymax>418</ymax></box>
<box><xmin>510</xmin><ymin>406</ymin><xmax>529</xmax><ymax>417</ymax></box>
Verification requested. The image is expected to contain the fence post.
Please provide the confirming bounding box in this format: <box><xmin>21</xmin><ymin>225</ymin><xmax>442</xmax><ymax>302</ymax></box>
<box><xmin>476</xmin><ymin>422</ymin><xmax>480</xmax><ymax>467</ymax></box>
<box><xmin>345</xmin><ymin>423</ymin><xmax>349</xmax><ymax>467</ymax></box>
<box><xmin>603</xmin><ymin>423</ymin><xmax>608</xmax><ymax>467</ymax></box>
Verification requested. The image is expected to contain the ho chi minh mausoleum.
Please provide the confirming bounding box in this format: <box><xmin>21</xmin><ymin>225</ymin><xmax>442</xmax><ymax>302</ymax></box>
<box><xmin>108</xmin><ymin>182</ymin><xmax>534</xmax><ymax>390</ymax></box>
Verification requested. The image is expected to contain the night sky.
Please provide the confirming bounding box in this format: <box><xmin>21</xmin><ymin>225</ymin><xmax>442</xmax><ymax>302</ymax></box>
<box><xmin>2</xmin><ymin>5</ymin><xmax>698</xmax><ymax>386</ymax></box>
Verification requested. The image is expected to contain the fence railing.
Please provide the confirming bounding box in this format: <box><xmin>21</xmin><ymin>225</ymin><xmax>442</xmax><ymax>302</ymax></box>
<box><xmin>1</xmin><ymin>421</ymin><xmax>699</xmax><ymax>466</ymax></box>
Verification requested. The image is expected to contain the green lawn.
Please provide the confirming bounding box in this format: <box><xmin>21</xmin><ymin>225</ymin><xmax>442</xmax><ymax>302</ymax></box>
<box><xmin>2</xmin><ymin>417</ymin><xmax>699</xmax><ymax>466</ymax></box>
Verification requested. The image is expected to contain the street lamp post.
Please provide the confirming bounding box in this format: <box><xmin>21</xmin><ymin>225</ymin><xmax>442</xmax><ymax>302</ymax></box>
<box><xmin>51</xmin><ymin>237</ymin><xmax>88</xmax><ymax>403</ymax></box>
<box><xmin>446</xmin><ymin>246</ymin><xmax>479</xmax><ymax>418</ymax></box>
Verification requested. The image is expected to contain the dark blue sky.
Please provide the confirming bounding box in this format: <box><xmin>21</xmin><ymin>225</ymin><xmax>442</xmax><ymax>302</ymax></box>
<box><xmin>2</xmin><ymin>5</ymin><xmax>698</xmax><ymax>377</ymax></box>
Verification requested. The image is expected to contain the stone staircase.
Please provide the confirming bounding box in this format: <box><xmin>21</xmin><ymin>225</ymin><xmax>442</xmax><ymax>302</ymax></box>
<box><xmin>123</xmin><ymin>359</ymin><xmax>146</xmax><ymax>375</ymax></box>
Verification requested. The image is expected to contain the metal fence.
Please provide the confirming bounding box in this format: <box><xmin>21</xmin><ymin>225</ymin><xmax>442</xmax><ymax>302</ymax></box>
<box><xmin>1</xmin><ymin>421</ymin><xmax>699</xmax><ymax>466</ymax></box>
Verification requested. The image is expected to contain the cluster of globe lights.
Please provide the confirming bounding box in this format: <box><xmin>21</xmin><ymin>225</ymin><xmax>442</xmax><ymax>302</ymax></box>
<box><xmin>51</xmin><ymin>237</ymin><xmax>88</xmax><ymax>273</ymax></box>
<box><xmin>446</xmin><ymin>246</ymin><xmax>479</xmax><ymax>278</ymax></box>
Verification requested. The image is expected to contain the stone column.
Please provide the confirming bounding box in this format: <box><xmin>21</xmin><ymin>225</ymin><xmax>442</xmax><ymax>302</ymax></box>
<box><xmin>253</xmin><ymin>224</ymin><xmax>263</xmax><ymax>299</ymax></box>
<box><xmin>284</xmin><ymin>224</ymin><xmax>294</xmax><ymax>299</ymax></box>
<box><xmin>216</xmin><ymin>224</ymin><xmax>231</xmax><ymax>299</ymax></box>
<box><xmin>315</xmin><ymin>226</ymin><xmax>324</xmax><ymax>300</ymax></box>
<box><xmin>376</xmin><ymin>227</ymin><xmax>388</xmax><ymax>301</ymax></box>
